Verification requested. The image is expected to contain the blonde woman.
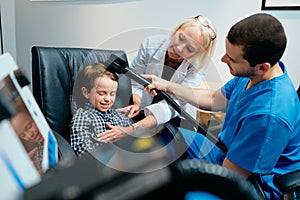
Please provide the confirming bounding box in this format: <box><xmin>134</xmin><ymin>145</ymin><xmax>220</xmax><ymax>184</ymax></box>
<box><xmin>120</xmin><ymin>14</ymin><xmax>217</xmax><ymax>126</ymax></box>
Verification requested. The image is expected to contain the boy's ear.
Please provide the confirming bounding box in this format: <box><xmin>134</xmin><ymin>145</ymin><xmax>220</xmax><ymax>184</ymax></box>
<box><xmin>81</xmin><ymin>87</ymin><xmax>89</xmax><ymax>99</ymax></box>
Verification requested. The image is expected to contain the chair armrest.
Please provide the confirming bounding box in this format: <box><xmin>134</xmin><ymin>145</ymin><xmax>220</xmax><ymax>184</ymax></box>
<box><xmin>274</xmin><ymin>169</ymin><xmax>300</xmax><ymax>194</ymax></box>
<box><xmin>52</xmin><ymin>130</ymin><xmax>77</xmax><ymax>161</ymax></box>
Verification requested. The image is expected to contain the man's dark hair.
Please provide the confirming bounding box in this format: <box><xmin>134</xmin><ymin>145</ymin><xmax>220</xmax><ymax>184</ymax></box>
<box><xmin>227</xmin><ymin>13</ymin><xmax>286</xmax><ymax>67</ymax></box>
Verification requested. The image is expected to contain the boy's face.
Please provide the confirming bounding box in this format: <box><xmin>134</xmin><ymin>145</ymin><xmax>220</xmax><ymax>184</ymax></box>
<box><xmin>84</xmin><ymin>76</ymin><xmax>118</xmax><ymax>112</ymax></box>
<box><xmin>10</xmin><ymin>110</ymin><xmax>44</xmax><ymax>142</ymax></box>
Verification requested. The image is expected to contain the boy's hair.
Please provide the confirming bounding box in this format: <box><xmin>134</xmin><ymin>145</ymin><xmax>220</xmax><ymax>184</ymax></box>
<box><xmin>73</xmin><ymin>63</ymin><xmax>119</xmax><ymax>108</ymax></box>
<box><xmin>227</xmin><ymin>13</ymin><xmax>286</xmax><ymax>67</ymax></box>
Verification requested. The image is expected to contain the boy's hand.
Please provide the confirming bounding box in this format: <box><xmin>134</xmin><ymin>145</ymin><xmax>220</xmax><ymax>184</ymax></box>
<box><xmin>97</xmin><ymin>123</ymin><xmax>130</xmax><ymax>143</ymax></box>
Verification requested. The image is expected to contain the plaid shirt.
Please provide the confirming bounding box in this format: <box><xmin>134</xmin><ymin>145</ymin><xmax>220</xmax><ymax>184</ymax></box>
<box><xmin>70</xmin><ymin>102</ymin><xmax>133</xmax><ymax>156</ymax></box>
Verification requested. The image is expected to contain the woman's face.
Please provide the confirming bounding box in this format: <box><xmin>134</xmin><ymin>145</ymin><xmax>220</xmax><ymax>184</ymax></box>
<box><xmin>168</xmin><ymin>25</ymin><xmax>204</xmax><ymax>61</ymax></box>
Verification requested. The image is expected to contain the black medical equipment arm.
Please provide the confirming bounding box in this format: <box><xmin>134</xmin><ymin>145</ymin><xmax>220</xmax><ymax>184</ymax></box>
<box><xmin>106</xmin><ymin>54</ymin><xmax>228</xmax><ymax>154</ymax></box>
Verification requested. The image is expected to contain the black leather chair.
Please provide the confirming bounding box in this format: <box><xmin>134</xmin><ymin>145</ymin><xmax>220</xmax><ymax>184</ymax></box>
<box><xmin>274</xmin><ymin>169</ymin><xmax>300</xmax><ymax>200</ymax></box>
<box><xmin>31</xmin><ymin>46</ymin><xmax>300</xmax><ymax>199</ymax></box>
<box><xmin>297</xmin><ymin>84</ymin><xmax>300</xmax><ymax>100</ymax></box>
<box><xmin>31</xmin><ymin>46</ymin><xmax>133</xmax><ymax>161</ymax></box>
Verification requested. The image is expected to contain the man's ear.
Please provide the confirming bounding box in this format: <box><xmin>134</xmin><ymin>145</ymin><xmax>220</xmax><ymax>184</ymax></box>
<box><xmin>256</xmin><ymin>62</ymin><xmax>271</xmax><ymax>74</ymax></box>
<box><xmin>81</xmin><ymin>87</ymin><xmax>89</xmax><ymax>99</ymax></box>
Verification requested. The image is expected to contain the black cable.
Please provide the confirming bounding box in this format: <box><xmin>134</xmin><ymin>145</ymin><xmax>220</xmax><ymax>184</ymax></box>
<box><xmin>106</xmin><ymin>54</ymin><xmax>228</xmax><ymax>154</ymax></box>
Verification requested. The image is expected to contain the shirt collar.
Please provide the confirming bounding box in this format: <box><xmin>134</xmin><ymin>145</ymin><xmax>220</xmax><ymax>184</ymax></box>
<box><xmin>84</xmin><ymin>102</ymin><xmax>113</xmax><ymax>115</ymax></box>
<box><xmin>152</xmin><ymin>37</ymin><xmax>170</xmax><ymax>61</ymax></box>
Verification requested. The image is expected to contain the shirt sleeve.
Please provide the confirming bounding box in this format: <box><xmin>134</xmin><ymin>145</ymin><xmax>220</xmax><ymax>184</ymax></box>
<box><xmin>70</xmin><ymin>111</ymin><xmax>93</xmax><ymax>156</ymax></box>
<box><xmin>144</xmin><ymin>99</ymin><xmax>181</xmax><ymax>125</ymax></box>
<box><xmin>130</xmin><ymin>38</ymin><xmax>150</xmax><ymax>98</ymax></box>
<box><xmin>70</xmin><ymin>110</ymin><xmax>106</xmax><ymax>156</ymax></box>
<box><xmin>179</xmin><ymin>64</ymin><xmax>205</xmax><ymax>88</ymax></box>
<box><xmin>221</xmin><ymin>77</ymin><xmax>239</xmax><ymax>100</ymax></box>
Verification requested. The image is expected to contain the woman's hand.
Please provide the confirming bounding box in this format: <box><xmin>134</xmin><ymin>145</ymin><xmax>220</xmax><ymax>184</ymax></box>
<box><xmin>97</xmin><ymin>123</ymin><xmax>132</xmax><ymax>143</ymax></box>
<box><xmin>143</xmin><ymin>74</ymin><xmax>168</xmax><ymax>95</ymax></box>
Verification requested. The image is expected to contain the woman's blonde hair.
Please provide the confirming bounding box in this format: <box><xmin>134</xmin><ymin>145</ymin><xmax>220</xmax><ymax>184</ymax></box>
<box><xmin>170</xmin><ymin>15</ymin><xmax>217</xmax><ymax>70</ymax></box>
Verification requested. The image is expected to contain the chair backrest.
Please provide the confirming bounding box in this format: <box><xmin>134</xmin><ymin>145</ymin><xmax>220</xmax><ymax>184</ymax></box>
<box><xmin>297</xmin><ymin>84</ymin><xmax>300</xmax><ymax>100</ymax></box>
<box><xmin>31</xmin><ymin>46</ymin><xmax>132</xmax><ymax>144</ymax></box>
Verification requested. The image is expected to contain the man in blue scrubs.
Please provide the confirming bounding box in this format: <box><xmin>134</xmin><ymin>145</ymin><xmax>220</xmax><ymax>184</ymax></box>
<box><xmin>144</xmin><ymin>13</ymin><xmax>300</xmax><ymax>199</ymax></box>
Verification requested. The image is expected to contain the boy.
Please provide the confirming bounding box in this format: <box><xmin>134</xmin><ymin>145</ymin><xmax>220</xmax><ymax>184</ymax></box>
<box><xmin>70</xmin><ymin>63</ymin><xmax>133</xmax><ymax>156</ymax></box>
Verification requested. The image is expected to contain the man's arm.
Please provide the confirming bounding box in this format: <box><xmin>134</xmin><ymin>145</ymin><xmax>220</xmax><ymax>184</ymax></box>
<box><xmin>143</xmin><ymin>74</ymin><xmax>228</xmax><ymax>112</ymax></box>
<box><xmin>223</xmin><ymin>158</ymin><xmax>252</xmax><ymax>178</ymax></box>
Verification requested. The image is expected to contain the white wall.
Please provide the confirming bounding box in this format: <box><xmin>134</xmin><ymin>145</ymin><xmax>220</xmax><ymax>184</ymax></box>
<box><xmin>1</xmin><ymin>0</ymin><xmax>300</xmax><ymax>88</ymax></box>
<box><xmin>0</xmin><ymin>0</ymin><xmax>16</xmax><ymax>59</ymax></box>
